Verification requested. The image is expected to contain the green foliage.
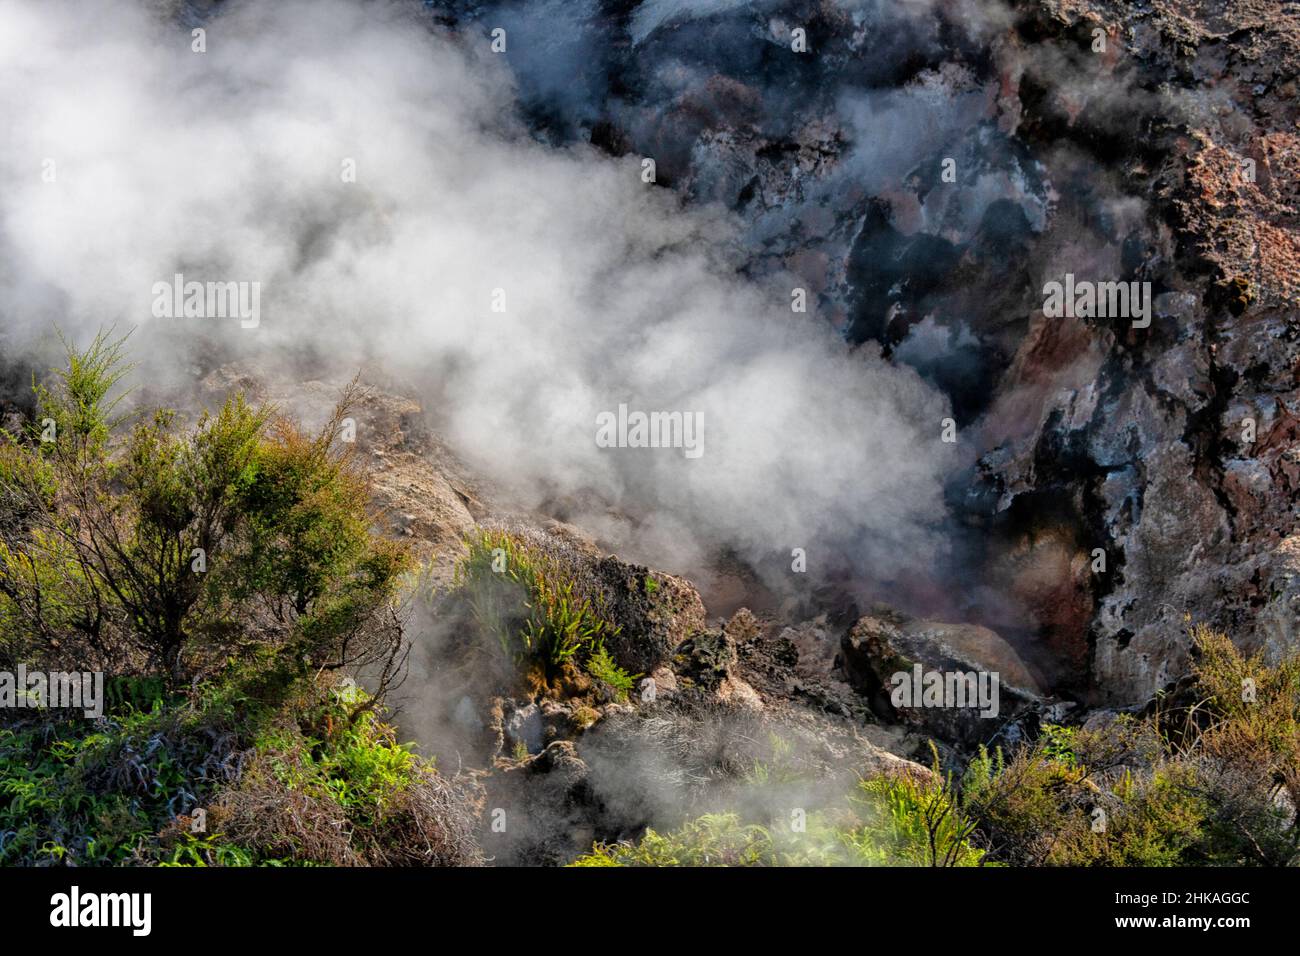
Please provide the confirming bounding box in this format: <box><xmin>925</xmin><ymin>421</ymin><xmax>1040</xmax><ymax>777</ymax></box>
<box><xmin>846</xmin><ymin>770</ymin><xmax>986</xmax><ymax>867</ymax></box>
<box><xmin>103</xmin><ymin>675</ymin><xmax>169</xmax><ymax>714</ymax></box>
<box><xmin>743</xmin><ymin>733</ymin><xmax>805</xmax><ymax>787</ymax></box>
<box><xmin>234</xmin><ymin>412</ymin><xmax>405</xmax><ymax>621</ymax></box>
<box><xmin>575</xmin><ymin>768</ymin><xmax>988</xmax><ymax>867</ymax></box>
<box><xmin>959</xmin><ymin>735</ymin><xmax>1212</xmax><ymax>866</ymax></box>
<box><xmin>1099</xmin><ymin>764</ymin><xmax>1211</xmax><ymax>866</ymax></box>
<box><xmin>954</xmin><ymin>629</ymin><xmax>1300</xmax><ymax>867</ymax></box>
<box><xmin>959</xmin><ymin>740</ymin><xmax>1086</xmax><ymax>866</ymax></box>
<box><xmin>200</xmin><ymin>680</ymin><xmax>479</xmax><ymax>867</ymax></box>
<box><xmin>572</xmin><ymin>816</ymin><xmax>724</xmax><ymax>866</ymax></box>
<box><xmin>31</xmin><ymin>326</ymin><xmax>134</xmax><ymax>464</ymax></box>
<box><xmin>0</xmin><ymin>694</ymin><xmax>193</xmax><ymax>865</ymax></box>
<box><xmin>0</xmin><ymin>340</ymin><xmax>409</xmax><ymax>687</ymax></box>
<box><xmin>454</xmin><ymin>529</ymin><xmax>631</xmax><ymax>693</ymax></box>
<box><xmin>0</xmin><ymin>332</ymin><xmax>473</xmax><ymax>867</ymax></box>
<box><xmin>572</xmin><ymin>814</ymin><xmax>832</xmax><ymax>867</ymax></box>
<box><xmin>160</xmin><ymin>832</ymin><xmax>257</xmax><ymax>867</ymax></box>
<box><xmin>0</xmin><ymin>669</ymin><xmax>458</xmax><ymax>867</ymax></box>
<box><xmin>1190</xmin><ymin>622</ymin><xmax>1300</xmax><ymax>772</ymax></box>
<box><xmin>253</xmin><ymin>697</ymin><xmax>417</xmax><ymax>830</ymax></box>
<box><xmin>585</xmin><ymin>644</ymin><xmax>637</xmax><ymax>701</ymax></box>
<box><xmin>456</xmin><ymin>530</ymin><xmax>612</xmax><ymax>667</ymax></box>
<box><xmin>0</xmin><ymin>652</ymin><xmax>313</xmax><ymax>866</ymax></box>
<box><xmin>1037</xmin><ymin>724</ymin><xmax>1080</xmax><ymax>768</ymax></box>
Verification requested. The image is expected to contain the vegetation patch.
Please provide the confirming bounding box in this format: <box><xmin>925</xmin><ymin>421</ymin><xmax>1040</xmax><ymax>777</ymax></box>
<box><xmin>577</xmin><ymin>626</ymin><xmax>1300</xmax><ymax>867</ymax></box>
<box><xmin>0</xmin><ymin>331</ymin><xmax>479</xmax><ymax>866</ymax></box>
<box><xmin>453</xmin><ymin>529</ymin><xmax>637</xmax><ymax>701</ymax></box>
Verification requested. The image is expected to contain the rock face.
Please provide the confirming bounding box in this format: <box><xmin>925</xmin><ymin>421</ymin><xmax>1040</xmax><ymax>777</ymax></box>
<box><xmin>842</xmin><ymin>608</ymin><xmax>1046</xmax><ymax>743</ymax></box>
<box><xmin>973</xmin><ymin>1</ymin><xmax>1300</xmax><ymax>704</ymax></box>
<box><xmin>671</xmin><ymin>620</ymin><xmax>765</xmax><ymax>712</ymax></box>
<box><xmin>440</xmin><ymin>0</ymin><xmax>1300</xmax><ymax>709</ymax></box>
<box><xmin>88</xmin><ymin>0</ymin><xmax>1295</xmax><ymax>865</ymax></box>
<box><xmin>1257</xmin><ymin>535</ymin><xmax>1300</xmax><ymax>666</ymax></box>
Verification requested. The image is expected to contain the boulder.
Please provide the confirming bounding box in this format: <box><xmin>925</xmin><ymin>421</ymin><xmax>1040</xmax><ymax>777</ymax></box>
<box><xmin>841</xmin><ymin>607</ymin><xmax>1045</xmax><ymax>743</ymax></box>
<box><xmin>594</xmin><ymin>558</ymin><xmax>706</xmax><ymax>675</ymax></box>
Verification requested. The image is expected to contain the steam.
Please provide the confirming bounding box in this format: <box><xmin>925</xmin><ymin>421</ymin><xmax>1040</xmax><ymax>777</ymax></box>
<box><xmin>0</xmin><ymin>0</ymin><xmax>957</xmax><ymax>595</ymax></box>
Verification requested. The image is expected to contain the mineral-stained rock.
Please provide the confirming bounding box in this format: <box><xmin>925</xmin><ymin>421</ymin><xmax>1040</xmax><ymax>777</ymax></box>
<box><xmin>647</xmin><ymin>665</ymin><xmax>678</xmax><ymax>698</ymax></box>
<box><xmin>716</xmin><ymin>675</ymin><xmax>764</xmax><ymax>712</ymax></box>
<box><xmin>481</xmin><ymin>0</ymin><xmax>1300</xmax><ymax>712</ymax></box>
<box><xmin>632</xmin><ymin>615</ymin><xmax>761</xmax><ymax>712</ymax></box>
<box><xmin>671</xmin><ymin>629</ymin><xmax>736</xmax><ymax>693</ymax></box>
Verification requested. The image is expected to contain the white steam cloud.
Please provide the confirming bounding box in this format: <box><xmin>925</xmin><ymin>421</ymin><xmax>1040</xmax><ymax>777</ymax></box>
<box><xmin>0</xmin><ymin>0</ymin><xmax>956</xmax><ymax>593</ymax></box>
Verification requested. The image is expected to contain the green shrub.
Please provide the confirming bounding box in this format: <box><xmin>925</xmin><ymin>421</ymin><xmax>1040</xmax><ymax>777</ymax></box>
<box><xmin>846</xmin><ymin>770</ymin><xmax>986</xmax><ymax>867</ymax></box>
<box><xmin>954</xmin><ymin>629</ymin><xmax>1300</xmax><ymax>867</ymax></box>
<box><xmin>454</xmin><ymin>529</ymin><xmax>633</xmax><ymax>694</ymax></box>
<box><xmin>573</xmin><ymin>814</ymin><xmax>771</xmax><ymax>866</ymax></box>
<box><xmin>575</xmin><ymin>767</ymin><xmax>987</xmax><ymax>867</ymax></box>
<box><xmin>0</xmin><ymin>332</ymin><xmax>475</xmax><ymax>867</ymax></box>
<box><xmin>0</xmin><ymin>336</ymin><xmax>410</xmax><ymax>692</ymax></box>
<box><xmin>585</xmin><ymin>644</ymin><xmax>637</xmax><ymax>701</ymax></box>
<box><xmin>0</xmin><ymin>693</ymin><xmax>208</xmax><ymax>865</ymax></box>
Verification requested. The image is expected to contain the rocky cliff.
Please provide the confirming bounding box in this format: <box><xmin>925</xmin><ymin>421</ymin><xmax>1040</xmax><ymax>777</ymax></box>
<box><xmin>433</xmin><ymin>0</ymin><xmax>1300</xmax><ymax>707</ymax></box>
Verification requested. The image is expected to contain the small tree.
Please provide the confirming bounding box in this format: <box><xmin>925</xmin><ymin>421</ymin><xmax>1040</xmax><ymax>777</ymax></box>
<box><xmin>0</xmin><ymin>331</ymin><xmax>411</xmax><ymax>702</ymax></box>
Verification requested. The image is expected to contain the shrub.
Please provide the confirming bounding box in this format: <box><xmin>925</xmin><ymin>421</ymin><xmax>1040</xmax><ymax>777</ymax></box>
<box><xmin>574</xmin><ymin>765</ymin><xmax>987</xmax><ymax>867</ymax></box>
<box><xmin>573</xmin><ymin>813</ymin><xmax>849</xmax><ymax>867</ymax></box>
<box><xmin>189</xmin><ymin>686</ymin><xmax>481</xmax><ymax>867</ymax></box>
<box><xmin>0</xmin><ymin>685</ymin><xmax>237</xmax><ymax>865</ymax></box>
<box><xmin>0</xmin><ymin>335</ymin><xmax>410</xmax><ymax>693</ymax></box>
<box><xmin>0</xmin><ymin>331</ymin><xmax>476</xmax><ymax>867</ymax></box>
<box><xmin>453</xmin><ymin>529</ymin><xmax>634</xmax><ymax>695</ymax></box>
<box><xmin>846</xmin><ymin>768</ymin><xmax>986</xmax><ymax>866</ymax></box>
<box><xmin>574</xmin><ymin>814</ymin><xmax>773</xmax><ymax>866</ymax></box>
<box><xmin>0</xmin><ymin>667</ymin><xmax>480</xmax><ymax>867</ymax></box>
<box><xmin>955</xmin><ymin>627</ymin><xmax>1300</xmax><ymax>867</ymax></box>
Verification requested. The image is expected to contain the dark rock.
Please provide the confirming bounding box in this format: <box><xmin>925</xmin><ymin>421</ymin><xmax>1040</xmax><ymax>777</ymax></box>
<box><xmin>842</xmin><ymin>607</ymin><xmax>1045</xmax><ymax>743</ymax></box>
<box><xmin>595</xmin><ymin>558</ymin><xmax>706</xmax><ymax>675</ymax></box>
